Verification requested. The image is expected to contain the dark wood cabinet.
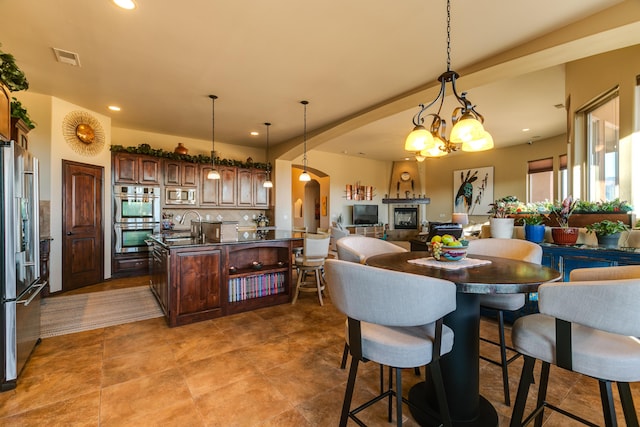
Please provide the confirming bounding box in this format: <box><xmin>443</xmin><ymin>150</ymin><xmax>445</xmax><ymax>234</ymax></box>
<box><xmin>164</xmin><ymin>160</ymin><xmax>197</xmax><ymax>187</ymax></box>
<box><xmin>0</xmin><ymin>82</ymin><xmax>10</xmax><ymax>143</ymax></box>
<box><xmin>113</xmin><ymin>153</ymin><xmax>160</xmax><ymax>185</ymax></box>
<box><xmin>11</xmin><ymin>117</ymin><xmax>29</xmax><ymax>150</ymax></box>
<box><xmin>149</xmin><ymin>243</ymin><xmax>169</xmax><ymax>316</ymax></box>
<box><xmin>199</xmin><ymin>164</ymin><xmax>219</xmax><ymax>207</ymax></box>
<box><xmin>218</xmin><ymin>166</ymin><xmax>237</xmax><ymax>206</ymax></box>
<box><xmin>168</xmin><ymin>246</ymin><xmax>223</xmax><ymax>326</ymax></box>
<box><xmin>237</xmin><ymin>168</ymin><xmax>253</xmax><ymax>207</ymax></box>
<box><xmin>112</xmin><ymin>254</ymin><xmax>150</xmax><ymax>277</ymax></box>
<box><xmin>253</xmin><ymin>169</ymin><xmax>269</xmax><ymax>208</ymax></box>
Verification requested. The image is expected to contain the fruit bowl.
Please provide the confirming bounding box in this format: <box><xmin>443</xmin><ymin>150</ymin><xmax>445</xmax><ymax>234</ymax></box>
<box><xmin>436</xmin><ymin>245</ymin><xmax>468</xmax><ymax>262</ymax></box>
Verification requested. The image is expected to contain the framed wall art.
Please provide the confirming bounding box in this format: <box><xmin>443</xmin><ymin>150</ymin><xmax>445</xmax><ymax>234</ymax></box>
<box><xmin>453</xmin><ymin>166</ymin><xmax>493</xmax><ymax>215</ymax></box>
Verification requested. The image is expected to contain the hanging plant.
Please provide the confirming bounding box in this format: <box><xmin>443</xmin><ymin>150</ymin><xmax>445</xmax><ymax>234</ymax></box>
<box><xmin>0</xmin><ymin>44</ymin><xmax>29</xmax><ymax>92</ymax></box>
<box><xmin>10</xmin><ymin>97</ymin><xmax>36</xmax><ymax>129</ymax></box>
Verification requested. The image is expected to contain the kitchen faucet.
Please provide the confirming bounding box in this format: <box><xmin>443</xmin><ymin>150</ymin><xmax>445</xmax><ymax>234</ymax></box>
<box><xmin>179</xmin><ymin>210</ymin><xmax>204</xmax><ymax>242</ymax></box>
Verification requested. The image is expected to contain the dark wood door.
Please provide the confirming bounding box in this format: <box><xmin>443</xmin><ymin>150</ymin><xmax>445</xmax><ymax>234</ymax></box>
<box><xmin>62</xmin><ymin>160</ymin><xmax>104</xmax><ymax>291</ymax></box>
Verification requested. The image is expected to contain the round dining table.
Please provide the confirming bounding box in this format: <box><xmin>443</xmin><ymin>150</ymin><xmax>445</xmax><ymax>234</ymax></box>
<box><xmin>366</xmin><ymin>251</ymin><xmax>562</xmax><ymax>427</ymax></box>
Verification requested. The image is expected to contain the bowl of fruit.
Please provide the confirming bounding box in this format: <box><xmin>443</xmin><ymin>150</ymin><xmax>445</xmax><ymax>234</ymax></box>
<box><xmin>429</xmin><ymin>234</ymin><xmax>469</xmax><ymax>262</ymax></box>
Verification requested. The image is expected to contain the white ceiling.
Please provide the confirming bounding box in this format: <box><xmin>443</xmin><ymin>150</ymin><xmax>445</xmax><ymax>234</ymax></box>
<box><xmin>2</xmin><ymin>0</ymin><xmax>639</xmax><ymax>161</ymax></box>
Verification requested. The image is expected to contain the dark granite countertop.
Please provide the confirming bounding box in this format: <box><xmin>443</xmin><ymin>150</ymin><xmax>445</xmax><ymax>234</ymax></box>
<box><xmin>149</xmin><ymin>230</ymin><xmax>304</xmax><ymax>249</ymax></box>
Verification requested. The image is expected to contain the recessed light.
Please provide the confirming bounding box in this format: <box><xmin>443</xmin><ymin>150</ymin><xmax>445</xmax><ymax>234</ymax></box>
<box><xmin>113</xmin><ymin>0</ymin><xmax>136</xmax><ymax>10</ymax></box>
<box><xmin>250</xmin><ymin>131</ymin><xmax>259</xmax><ymax>136</ymax></box>
<box><xmin>108</xmin><ymin>105</ymin><xmax>121</xmax><ymax>111</ymax></box>
<box><xmin>522</xmin><ymin>128</ymin><xmax>530</xmax><ymax>132</ymax></box>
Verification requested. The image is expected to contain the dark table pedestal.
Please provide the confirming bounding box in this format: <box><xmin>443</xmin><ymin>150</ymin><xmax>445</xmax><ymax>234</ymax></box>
<box><xmin>408</xmin><ymin>293</ymin><xmax>498</xmax><ymax>427</ymax></box>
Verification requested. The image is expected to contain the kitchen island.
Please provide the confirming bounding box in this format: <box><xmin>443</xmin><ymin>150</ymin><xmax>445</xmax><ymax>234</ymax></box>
<box><xmin>148</xmin><ymin>230</ymin><xmax>303</xmax><ymax>327</ymax></box>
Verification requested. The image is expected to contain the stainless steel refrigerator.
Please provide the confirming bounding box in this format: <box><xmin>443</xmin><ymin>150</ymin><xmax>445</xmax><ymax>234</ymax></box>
<box><xmin>1</xmin><ymin>139</ymin><xmax>44</xmax><ymax>391</ymax></box>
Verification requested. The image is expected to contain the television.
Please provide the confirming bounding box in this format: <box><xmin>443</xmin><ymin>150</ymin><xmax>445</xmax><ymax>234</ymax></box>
<box><xmin>353</xmin><ymin>204</ymin><xmax>378</xmax><ymax>225</ymax></box>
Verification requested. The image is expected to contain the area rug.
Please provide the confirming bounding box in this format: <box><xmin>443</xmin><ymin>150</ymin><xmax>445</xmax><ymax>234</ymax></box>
<box><xmin>40</xmin><ymin>286</ymin><xmax>163</xmax><ymax>338</ymax></box>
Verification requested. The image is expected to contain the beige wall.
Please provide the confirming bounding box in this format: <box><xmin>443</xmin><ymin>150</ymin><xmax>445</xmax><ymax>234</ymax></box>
<box><xmin>565</xmin><ymin>44</ymin><xmax>640</xmax><ymax>205</ymax></box>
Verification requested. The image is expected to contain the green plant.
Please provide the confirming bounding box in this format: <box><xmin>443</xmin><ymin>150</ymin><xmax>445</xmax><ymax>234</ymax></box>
<box><xmin>575</xmin><ymin>198</ymin><xmax>633</xmax><ymax>213</ymax></box>
<box><xmin>520</xmin><ymin>214</ymin><xmax>545</xmax><ymax>226</ymax></box>
<box><xmin>551</xmin><ymin>195</ymin><xmax>577</xmax><ymax>228</ymax></box>
<box><xmin>10</xmin><ymin>97</ymin><xmax>36</xmax><ymax>129</ymax></box>
<box><xmin>585</xmin><ymin>220</ymin><xmax>629</xmax><ymax>236</ymax></box>
<box><xmin>0</xmin><ymin>44</ymin><xmax>29</xmax><ymax>92</ymax></box>
<box><xmin>488</xmin><ymin>196</ymin><xmax>523</xmax><ymax>218</ymax></box>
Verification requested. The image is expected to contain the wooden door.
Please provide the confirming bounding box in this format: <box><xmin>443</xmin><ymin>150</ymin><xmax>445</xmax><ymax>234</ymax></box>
<box><xmin>62</xmin><ymin>160</ymin><xmax>104</xmax><ymax>291</ymax></box>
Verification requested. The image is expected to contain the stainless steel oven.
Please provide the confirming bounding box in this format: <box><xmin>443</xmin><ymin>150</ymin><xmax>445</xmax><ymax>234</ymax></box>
<box><xmin>113</xmin><ymin>185</ymin><xmax>161</xmax><ymax>223</ymax></box>
<box><xmin>114</xmin><ymin>222</ymin><xmax>160</xmax><ymax>253</ymax></box>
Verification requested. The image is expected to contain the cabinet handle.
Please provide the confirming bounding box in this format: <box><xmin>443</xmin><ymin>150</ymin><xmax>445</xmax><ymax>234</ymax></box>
<box><xmin>66</xmin><ymin>232</ymin><xmax>73</xmax><ymax>235</ymax></box>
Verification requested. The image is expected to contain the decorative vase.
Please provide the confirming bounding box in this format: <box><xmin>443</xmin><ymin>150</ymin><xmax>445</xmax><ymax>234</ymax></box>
<box><xmin>551</xmin><ymin>227</ymin><xmax>579</xmax><ymax>245</ymax></box>
<box><xmin>597</xmin><ymin>233</ymin><xmax>621</xmax><ymax>249</ymax></box>
<box><xmin>490</xmin><ymin>218</ymin><xmax>515</xmax><ymax>239</ymax></box>
<box><xmin>174</xmin><ymin>143</ymin><xmax>188</xmax><ymax>154</ymax></box>
<box><xmin>524</xmin><ymin>224</ymin><xmax>545</xmax><ymax>243</ymax></box>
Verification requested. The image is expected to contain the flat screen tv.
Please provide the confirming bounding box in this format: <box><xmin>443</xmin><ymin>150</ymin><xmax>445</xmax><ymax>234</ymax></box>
<box><xmin>353</xmin><ymin>204</ymin><xmax>378</xmax><ymax>225</ymax></box>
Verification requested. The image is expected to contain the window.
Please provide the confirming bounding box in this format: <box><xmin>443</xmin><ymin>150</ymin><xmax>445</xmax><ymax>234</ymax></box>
<box><xmin>527</xmin><ymin>157</ymin><xmax>553</xmax><ymax>203</ymax></box>
<box><xmin>586</xmin><ymin>89</ymin><xmax>619</xmax><ymax>201</ymax></box>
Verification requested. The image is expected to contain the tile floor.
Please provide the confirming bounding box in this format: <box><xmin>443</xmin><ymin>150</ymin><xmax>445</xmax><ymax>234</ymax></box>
<box><xmin>0</xmin><ymin>276</ymin><xmax>638</xmax><ymax>426</ymax></box>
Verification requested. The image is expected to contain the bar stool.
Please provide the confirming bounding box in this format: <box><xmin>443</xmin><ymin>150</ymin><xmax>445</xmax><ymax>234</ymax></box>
<box><xmin>292</xmin><ymin>233</ymin><xmax>330</xmax><ymax>305</ymax></box>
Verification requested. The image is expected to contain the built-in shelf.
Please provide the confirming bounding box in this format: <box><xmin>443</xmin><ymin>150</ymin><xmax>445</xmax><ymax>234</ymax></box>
<box><xmin>382</xmin><ymin>198</ymin><xmax>430</xmax><ymax>204</ymax></box>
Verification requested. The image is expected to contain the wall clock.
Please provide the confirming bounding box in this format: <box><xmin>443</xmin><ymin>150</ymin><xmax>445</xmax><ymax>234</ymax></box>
<box><xmin>400</xmin><ymin>172</ymin><xmax>411</xmax><ymax>182</ymax></box>
<box><xmin>62</xmin><ymin>110</ymin><xmax>105</xmax><ymax>156</ymax></box>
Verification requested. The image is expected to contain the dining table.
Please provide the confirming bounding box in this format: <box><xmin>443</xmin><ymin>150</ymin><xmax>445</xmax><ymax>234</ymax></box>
<box><xmin>366</xmin><ymin>251</ymin><xmax>562</xmax><ymax>427</ymax></box>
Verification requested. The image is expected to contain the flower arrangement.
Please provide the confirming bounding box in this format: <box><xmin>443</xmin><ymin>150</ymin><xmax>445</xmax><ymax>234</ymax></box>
<box><xmin>488</xmin><ymin>196</ymin><xmax>523</xmax><ymax>218</ymax></box>
<box><xmin>520</xmin><ymin>213</ymin><xmax>546</xmax><ymax>226</ymax></box>
<box><xmin>574</xmin><ymin>198</ymin><xmax>633</xmax><ymax>213</ymax></box>
<box><xmin>254</xmin><ymin>213</ymin><xmax>269</xmax><ymax>227</ymax></box>
<box><xmin>551</xmin><ymin>195</ymin><xmax>577</xmax><ymax>228</ymax></box>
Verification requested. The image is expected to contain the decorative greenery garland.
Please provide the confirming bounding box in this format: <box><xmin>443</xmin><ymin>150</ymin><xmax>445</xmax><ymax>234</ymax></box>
<box><xmin>110</xmin><ymin>143</ymin><xmax>270</xmax><ymax>170</ymax></box>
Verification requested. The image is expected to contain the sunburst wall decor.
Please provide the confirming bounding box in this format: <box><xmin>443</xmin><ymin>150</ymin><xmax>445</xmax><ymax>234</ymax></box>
<box><xmin>62</xmin><ymin>110</ymin><xmax>105</xmax><ymax>156</ymax></box>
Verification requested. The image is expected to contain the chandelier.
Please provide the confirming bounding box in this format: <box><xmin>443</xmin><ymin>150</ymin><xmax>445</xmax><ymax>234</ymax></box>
<box><xmin>405</xmin><ymin>0</ymin><xmax>493</xmax><ymax>160</ymax></box>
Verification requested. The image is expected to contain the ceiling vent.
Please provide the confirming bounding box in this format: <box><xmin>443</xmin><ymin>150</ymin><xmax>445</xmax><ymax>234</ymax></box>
<box><xmin>53</xmin><ymin>48</ymin><xmax>81</xmax><ymax>67</ymax></box>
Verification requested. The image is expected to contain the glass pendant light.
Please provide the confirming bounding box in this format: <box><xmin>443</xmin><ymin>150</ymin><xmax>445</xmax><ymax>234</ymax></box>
<box><xmin>299</xmin><ymin>100</ymin><xmax>311</xmax><ymax>182</ymax></box>
<box><xmin>263</xmin><ymin>122</ymin><xmax>273</xmax><ymax>188</ymax></box>
<box><xmin>207</xmin><ymin>95</ymin><xmax>220</xmax><ymax>180</ymax></box>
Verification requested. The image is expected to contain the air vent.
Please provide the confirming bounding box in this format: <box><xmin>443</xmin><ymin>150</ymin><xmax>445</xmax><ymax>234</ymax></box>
<box><xmin>53</xmin><ymin>48</ymin><xmax>81</xmax><ymax>67</ymax></box>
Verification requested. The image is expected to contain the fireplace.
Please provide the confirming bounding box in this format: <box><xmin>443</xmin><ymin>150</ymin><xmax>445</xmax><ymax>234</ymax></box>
<box><xmin>394</xmin><ymin>207</ymin><xmax>418</xmax><ymax>229</ymax></box>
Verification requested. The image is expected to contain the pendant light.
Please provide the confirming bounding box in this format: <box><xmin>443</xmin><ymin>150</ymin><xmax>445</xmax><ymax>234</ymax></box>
<box><xmin>299</xmin><ymin>100</ymin><xmax>311</xmax><ymax>182</ymax></box>
<box><xmin>263</xmin><ymin>122</ymin><xmax>273</xmax><ymax>188</ymax></box>
<box><xmin>405</xmin><ymin>0</ymin><xmax>493</xmax><ymax>159</ymax></box>
<box><xmin>207</xmin><ymin>94</ymin><xmax>220</xmax><ymax>180</ymax></box>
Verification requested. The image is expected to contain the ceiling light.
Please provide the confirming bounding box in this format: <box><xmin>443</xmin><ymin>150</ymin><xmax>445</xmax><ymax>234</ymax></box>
<box><xmin>263</xmin><ymin>122</ymin><xmax>273</xmax><ymax>188</ymax></box>
<box><xmin>108</xmin><ymin>105</ymin><xmax>121</xmax><ymax>111</ymax></box>
<box><xmin>207</xmin><ymin>95</ymin><xmax>220</xmax><ymax>180</ymax></box>
<box><xmin>299</xmin><ymin>100</ymin><xmax>311</xmax><ymax>182</ymax></box>
<box><xmin>405</xmin><ymin>0</ymin><xmax>493</xmax><ymax>159</ymax></box>
<box><xmin>522</xmin><ymin>128</ymin><xmax>530</xmax><ymax>132</ymax></box>
<box><xmin>113</xmin><ymin>0</ymin><xmax>136</xmax><ymax>10</ymax></box>
<box><xmin>250</xmin><ymin>131</ymin><xmax>259</xmax><ymax>136</ymax></box>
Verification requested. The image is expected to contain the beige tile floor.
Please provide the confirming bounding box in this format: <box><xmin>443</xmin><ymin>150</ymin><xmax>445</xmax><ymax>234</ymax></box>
<box><xmin>0</xmin><ymin>277</ymin><xmax>638</xmax><ymax>426</ymax></box>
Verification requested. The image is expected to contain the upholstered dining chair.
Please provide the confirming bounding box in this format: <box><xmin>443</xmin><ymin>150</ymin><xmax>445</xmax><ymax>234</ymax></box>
<box><xmin>336</xmin><ymin>235</ymin><xmax>409</xmax><ymax>369</ymax></box>
<box><xmin>466</xmin><ymin>238</ymin><xmax>542</xmax><ymax>406</ymax></box>
<box><xmin>509</xmin><ymin>266</ymin><xmax>640</xmax><ymax>427</ymax></box>
<box><xmin>324</xmin><ymin>259</ymin><xmax>456</xmax><ymax>427</ymax></box>
<box><xmin>336</xmin><ymin>235</ymin><xmax>407</xmax><ymax>264</ymax></box>
<box><xmin>292</xmin><ymin>233</ymin><xmax>330</xmax><ymax>306</ymax></box>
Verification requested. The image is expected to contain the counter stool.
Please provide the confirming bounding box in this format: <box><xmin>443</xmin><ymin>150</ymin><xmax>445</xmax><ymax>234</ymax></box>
<box><xmin>292</xmin><ymin>233</ymin><xmax>330</xmax><ymax>306</ymax></box>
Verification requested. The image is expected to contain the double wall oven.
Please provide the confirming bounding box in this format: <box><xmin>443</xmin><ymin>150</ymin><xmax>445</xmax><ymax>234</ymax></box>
<box><xmin>113</xmin><ymin>185</ymin><xmax>160</xmax><ymax>253</ymax></box>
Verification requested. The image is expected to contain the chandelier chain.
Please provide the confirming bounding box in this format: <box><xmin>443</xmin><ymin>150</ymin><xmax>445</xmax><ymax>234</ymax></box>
<box><xmin>209</xmin><ymin>94</ymin><xmax>218</xmax><ymax>166</ymax></box>
<box><xmin>302</xmin><ymin>100</ymin><xmax>308</xmax><ymax>169</ymax></box>
<box><xmin>446</xmin><ymin>0</ymin><xmax>451</xmax><ymax>72</ymax></box>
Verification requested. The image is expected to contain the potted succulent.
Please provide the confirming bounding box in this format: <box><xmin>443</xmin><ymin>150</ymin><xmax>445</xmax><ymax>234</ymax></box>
<box><xmin>550</xmin><ymin>196</ymin><xmax>579</xmax><ymax>245</ymax></box>
<box><xmin>521</xmin><ymin>214</ymin><xmax>546</xmax><ymax>243</ymax></box>
<box><xmin>585</xmin><ymin>220</ymin><xmax>629</xmax><ymax>248</ymax></box>
<box><xmin>488</xmin><ymin>196</ymin><xmax>521</xmax><ymax>238</ymax></box>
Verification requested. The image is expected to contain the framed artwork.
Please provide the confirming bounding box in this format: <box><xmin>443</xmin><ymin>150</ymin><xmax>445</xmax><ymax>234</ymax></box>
<box><xmin>453</xmin><ymin>166</ymin><xmax>493</xmax><ymax>215</ymax></box>
<box><xmin>321</xmin><ymin>196</ymin><xmax>327</xmax><ymax>216</ymax></box>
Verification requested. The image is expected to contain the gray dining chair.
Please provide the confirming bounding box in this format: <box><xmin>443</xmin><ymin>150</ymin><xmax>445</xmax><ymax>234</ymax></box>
<box><xmin>510</xmin><ymin>266</ymin><xmax>640</xmax><ymax>427</ymax></box>
<box><xmin>466</xmin><ymin>238</ymin><xmax>542</xmax><ymax>406</ymax></box>
<box><xmin>325</xmin><ymin>259</ymin><xmax>456</xmax><ymax>427</ymax></box>
<box><xmin>336</xmin><ymin>235</ymin><xmax>409</xmax><ymax>370</ymax></box>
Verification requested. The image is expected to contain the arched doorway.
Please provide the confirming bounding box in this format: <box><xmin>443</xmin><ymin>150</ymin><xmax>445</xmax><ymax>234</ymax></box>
<box><xmin>303</xmin><ymin>180</ymin><xmax>320</xmax><ymax>232</ymax></box>
<box><xmin>291</xmin><ymin>165</ymin><xmax>330</xmax><ymax>233</ymax></box>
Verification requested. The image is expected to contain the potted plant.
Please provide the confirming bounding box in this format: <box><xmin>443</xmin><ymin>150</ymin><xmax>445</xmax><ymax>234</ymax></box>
<box><xmin>585</xmin><ymin>220</ymin><xmax>629</xmax><ymax>248</ymax></box>
<box><xmin>0</xmin><ymin>44</ymin><xmax>29</xmax><ymax>92</ymax></box>
<box><xmin>550</xmin><ymin>195</ymin><xmax>579</xmax><ymax>245</ymax></box>
<box><xmin>521</xmin><ymin>214</ymin><xmax>546</xmax><ymax>243</ymax></box>
<box><xmin>10</xmin><ymin>97</ymin><xmax>36</xmax><ymax>130</ymax></box>
<box><xmin>488</xmin><ymin>196</ymin><xmax>521</xmax><ymax>238</ymax></box>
